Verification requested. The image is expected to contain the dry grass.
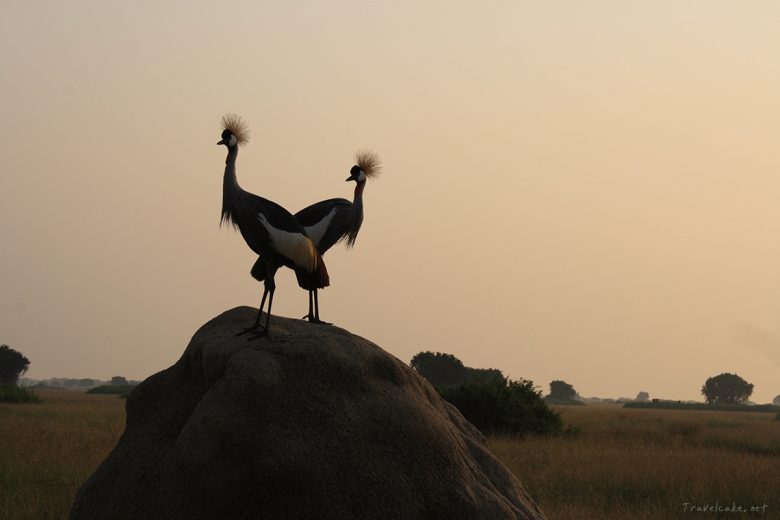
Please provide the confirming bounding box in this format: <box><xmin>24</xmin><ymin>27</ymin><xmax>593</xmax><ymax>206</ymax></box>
<box><xmin>1</xmin><ymin>391</ymin><xmax>778</xmax><ymax>519</ymax></box>
<box><xmin>490</xmin><ymin>404</ymin><xmax>780</xmax><ymax>519</ymax></box>
<box><xmin>0</xmin><ymin>390</ymin><xmax>124</xmax><ymax>520</ymax></box>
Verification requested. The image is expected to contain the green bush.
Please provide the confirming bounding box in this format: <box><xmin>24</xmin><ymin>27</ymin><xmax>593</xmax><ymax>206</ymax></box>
<box><xmin>439</xmin><ymin>378</ymin><xmax>563</xmax><ymax>436</ymax></box>
<box><xmin>0</xmin><ymin>384</ymin><xmax>40</xmax><ymax>403</ymax></box>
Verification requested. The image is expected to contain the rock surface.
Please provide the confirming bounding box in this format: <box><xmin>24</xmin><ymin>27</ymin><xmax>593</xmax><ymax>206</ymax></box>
<box><xmin>71</xmin><ymin>307</ymin><xmax>546</xmax><ymax>520</ymax></box>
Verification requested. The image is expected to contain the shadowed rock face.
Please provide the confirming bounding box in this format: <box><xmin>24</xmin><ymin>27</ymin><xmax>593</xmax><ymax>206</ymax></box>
<box><xmin>71</xmin><ymin>307</ymin><xmax>546</xmax><ymax>520</ymax></box>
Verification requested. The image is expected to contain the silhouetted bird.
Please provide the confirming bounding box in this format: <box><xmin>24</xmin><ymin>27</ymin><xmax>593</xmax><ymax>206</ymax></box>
<box><xmin>294</xmin><ymin>150</ymin><xmax>381</xmax><ymax>323</ymax></box>
<box><xmin>217</xmin><ymin>114</ymin><xmax>329</xmax><ymax>337</ymax></box>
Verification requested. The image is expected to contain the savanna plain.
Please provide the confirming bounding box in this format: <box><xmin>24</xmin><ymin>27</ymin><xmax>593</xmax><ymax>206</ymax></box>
<box><xmin>1</xmin><ymin>390</ymin><xmax>778</xmax><ymax>520</ymax></box>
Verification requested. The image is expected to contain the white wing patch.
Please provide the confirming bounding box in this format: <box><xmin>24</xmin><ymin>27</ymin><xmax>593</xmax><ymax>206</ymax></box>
<box><xmin>303</xmin><ymin>208</ymin><xmax>338</xmax><ymax>247</ymax></box>
<box><xmin>258</xmin><ymin>214</ymin><xmax>317</xmax><ymax>272</ymax></box>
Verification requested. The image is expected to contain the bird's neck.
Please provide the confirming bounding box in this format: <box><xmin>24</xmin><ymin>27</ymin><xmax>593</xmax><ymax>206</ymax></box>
<box><xmin>225</xmin><ymin>145</ymin><xmax>238</xmax><ymax>166</ymax></box>
<box><xmin>224</xmin><ymin>146</ymin><xmax>240</xmax><ymax>188</ymax></box>
<box><xmin>222</xmin><ymin>146</ymin><xmax>241</xmax><ymax>225</ymax></box>
<box><xmin>353</xmin><ymin>180</ymin><xmax>366</xmax><ymax>200</ymax></box>
<box><xmin>346</xmin><ymin>181</ymin><xmax>366</xmax><ymax>247</ymax></box>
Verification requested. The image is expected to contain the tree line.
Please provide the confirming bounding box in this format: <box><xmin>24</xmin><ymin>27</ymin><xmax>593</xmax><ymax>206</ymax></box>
<box><xmin>409</xmin><ymin>350</ymin><xmax>780</xmax><ymax>435</ymax></box>
<box><xmin>1</xmin><ymin>344</ymin><xmax>139</xmax><ymax>402</ymax></box>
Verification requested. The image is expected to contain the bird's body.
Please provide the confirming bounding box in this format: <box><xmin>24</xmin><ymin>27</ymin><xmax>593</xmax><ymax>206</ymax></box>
<box><xmin>218</xmin><ymin>114</ymin><xmax>328</xmax><ymax>337</ymax></box>
<box><xmin>293</xmin><ymin>151</ymin><xmax>380</xmax><ymax>323</ymax></box>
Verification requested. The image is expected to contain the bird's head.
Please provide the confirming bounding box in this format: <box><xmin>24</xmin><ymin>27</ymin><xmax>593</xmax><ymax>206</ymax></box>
<box><xmin>346</xmin><ymin>165</ymin><xmax>365</xmax><ymax>183</ymax></box>
<box><xmin>346</xmin><ymin>150</ymin><xmax>381</xmax><ymax>182</ymax></box>
<box><xmin>217</xmin><ymin>114</ymin><xmax>250</xmax><ymax>148</ymax></box>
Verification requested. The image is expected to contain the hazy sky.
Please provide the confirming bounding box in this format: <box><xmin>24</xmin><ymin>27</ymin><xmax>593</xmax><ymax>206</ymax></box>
<box><xmin>2</xmin><ymin>2</ymin><xmax>780</xmax><ymax>402</ymax></box>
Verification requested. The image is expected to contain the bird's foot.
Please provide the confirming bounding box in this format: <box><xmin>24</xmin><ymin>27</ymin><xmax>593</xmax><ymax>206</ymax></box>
<box><xmin>302</xmin><ymin>314</ymin><xmax>331</xmax><ymax>325</ymax></box>
<box><xmin>236</xmin><ymin>323</ymin><xmax>264</xmax><ymax>337</ymax></box>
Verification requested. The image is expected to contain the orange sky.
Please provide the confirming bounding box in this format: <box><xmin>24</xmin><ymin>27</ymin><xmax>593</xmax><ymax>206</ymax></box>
<box><xmin>2</xmin><ymin>2</ymin><xmax>780</xmax><ymax>402</ymax></box>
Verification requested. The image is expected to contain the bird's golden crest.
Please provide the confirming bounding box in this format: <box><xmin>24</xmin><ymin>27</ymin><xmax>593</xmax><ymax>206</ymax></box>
<box><xmin>221</xmin><ymin>114</ymin><xmax>250</xmax><ymax>145</ymax></box>
<box><xmin>355</xmin><ymin>150</ymin><xmax>382</xmax><ymax>178</ymax></box>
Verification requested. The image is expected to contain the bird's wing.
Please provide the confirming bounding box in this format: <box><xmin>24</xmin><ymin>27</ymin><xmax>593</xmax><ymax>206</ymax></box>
<box><xmin>243</xmin><ymin>191</ymin><xmax>306</xmax><ymax>233</ymax></box>
<box><xmin>295</xmin><ymin>198</ymin><xmax>350</xmax><ymax>226</ymax></box>
<box><xmin>296</xmin><ymin>198</ymin><xmax>352</xmax><ymax>254</ymax></box>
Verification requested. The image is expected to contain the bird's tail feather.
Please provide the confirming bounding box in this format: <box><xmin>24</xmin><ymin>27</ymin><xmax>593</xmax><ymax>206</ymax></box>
<box><xmin>250</xmin><ymin>257</ymin><xmax>265</xmax><ymax>282</ymax></box>
<box><xmin>296</xmin><ymin>250</ymin><xmax>329</xmax><ymax>290</ymax></box>
<box><xmin>315</xmin><ymin>250</ymin><xmax>330</xmax><ymax>288</ymax></box>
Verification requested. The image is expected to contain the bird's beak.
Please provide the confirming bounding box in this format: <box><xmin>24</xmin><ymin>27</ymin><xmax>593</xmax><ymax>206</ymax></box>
<box><xmin>345</xmin><ymin>176</ymin><xmax>353</xmax><ymax>182</ymax></box>
<box><xmin>217</xmin><ymin>139</ymin><xmax>225</xmax><ymax>145</ymax></box>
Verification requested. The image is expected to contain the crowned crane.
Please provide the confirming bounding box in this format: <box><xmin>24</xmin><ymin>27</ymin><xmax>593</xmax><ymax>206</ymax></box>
<box><xmin>217</xmin><ymin>114</ymin><xmax>329</xmax><ymax>337</ymax></box>
<box><xmin>293</xmin><ymin>150</ymin><xmax>381</xmax><ymax>323</ymax></box>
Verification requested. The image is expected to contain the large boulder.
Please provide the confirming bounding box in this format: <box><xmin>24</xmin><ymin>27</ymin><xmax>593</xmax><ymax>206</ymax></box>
<box><xmin>71</xmin><ymin>307</ymin><xmax>545</xmax><ymax>520</ymax></box>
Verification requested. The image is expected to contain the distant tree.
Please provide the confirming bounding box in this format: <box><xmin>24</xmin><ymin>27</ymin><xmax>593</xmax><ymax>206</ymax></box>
<box><xmin>411</xmin><ymin>352</ymin><xmax>570</xmax><ymax>435</ymax></box>
<box><xmin>773</xmin><ymin>394</ymin><xmax>780</xmax><ymax>407</ymax></box>
<box><xmin>111</xmin><ymin>376</ymin><xmax>128</xmax><ymax>386</ymax></box>
<box><xmin>0</xmin><ymin>345</ymin><xmax>30</xmax><ymax>385</ymax></box>
<box><xmin>635</xmin><ymin>391</ymin><xmax>650</xmax><ymax>402</ymax></box>
<box><xmin>548</xmin><ymin>380</ymin><xmax>577</xmax><ymax>401</ymax></box>
<box><xmin>410</xmin><ymin>352</ymin><xmax>467</xmax><ymax>388</ymax></box>
<box><xmin>701</xmin><ymin>373</ymin><xmax>753</xmax><ymax>405</ymax></box>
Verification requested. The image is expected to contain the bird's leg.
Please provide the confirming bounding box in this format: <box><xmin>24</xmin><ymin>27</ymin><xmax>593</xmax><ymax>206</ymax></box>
<box><xmin>250</xmin><ymin>288</ymin><xmax>274</xmax><ymax>341</ymax></box>
<box><xmin>249</xmin><ymin>266</ymin><xmax>276</xmax><ymax>340</ymax></box>
<box><xmin>264</xmin><ymin>290</ymin><xmax>274</xmax><ymax>331</ymax></box>
<box><xmin>302</xmin><ymin>290</ymin><xmax>315</xmax><ymax>321</ymax></box>
<box><xmin>311</xmin><ymin>289</ymin><xmax>331</xmax><ymax>326</ymax></box>
<box><xmin>236</xmin><ymin>287</ymin><xmax>269</xmax><ymax>336</ymax></box>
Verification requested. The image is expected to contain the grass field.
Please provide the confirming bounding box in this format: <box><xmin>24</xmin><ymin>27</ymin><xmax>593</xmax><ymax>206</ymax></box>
<box><xmin>1</xmin><ymin>391</ymin><xmax>777</xmax><ymax>519</ymax></box>
<box><xmin>490</xmin><ymin>404</ymin><xmax>779</xmax><ymax>519</ymax></box>
<box><xmin>0</xmin><ymin>390</ymin><xmax>124</xmax><ymax>520</ymax></box>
